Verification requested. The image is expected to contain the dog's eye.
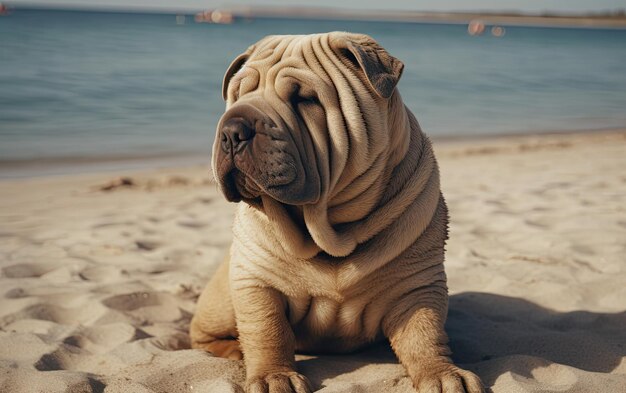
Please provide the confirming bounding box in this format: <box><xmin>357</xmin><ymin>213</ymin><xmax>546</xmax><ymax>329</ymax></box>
<box><xmin>290</xmin><ymin>86</ymin><xmax>319</xmax><ymax>107</ymax></box>
<box><xmin>286</xmin><ymin>83</ymin><xmax>320</xmax><ymax>112</ymax></box>
<box><xmin>293</xmin><ymin>94</ymin><xmax>319</xmax><ymax>106</ymax></box>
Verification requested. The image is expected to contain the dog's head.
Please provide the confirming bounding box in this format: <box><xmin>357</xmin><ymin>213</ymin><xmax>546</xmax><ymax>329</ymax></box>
<box><xmin>212</xmin><ymin>32</ymin><xmax>405</xmax><ymax>209</ymax></box>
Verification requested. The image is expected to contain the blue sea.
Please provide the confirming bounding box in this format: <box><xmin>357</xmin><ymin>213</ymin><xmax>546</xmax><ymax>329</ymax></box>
<box><xmin>1</xmin><ymin>9</ymin><xmax>626</xmax><ymax>177</ymax></box>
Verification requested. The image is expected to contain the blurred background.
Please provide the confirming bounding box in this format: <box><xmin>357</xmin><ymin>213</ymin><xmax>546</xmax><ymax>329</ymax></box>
<box><xmin>1</xmin><ymin>0</ymin><xmax>625</xmax><ymax>178</ymax></box>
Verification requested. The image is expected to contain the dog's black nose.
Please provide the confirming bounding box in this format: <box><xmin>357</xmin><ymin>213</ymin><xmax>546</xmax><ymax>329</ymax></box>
<box><xmin>220</xmin><ymin>117</ymin><xmax>255</xmax><ymax>153</ymax></box>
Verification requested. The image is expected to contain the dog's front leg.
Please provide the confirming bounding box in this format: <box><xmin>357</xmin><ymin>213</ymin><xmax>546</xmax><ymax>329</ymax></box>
<box><xmin>383</xmin><ymin>286</ymin><xmax>483</xmax><ymax>393</ymax></box>
<box><xmin>233</xmin><ymin>285</ymin><xmax>312</xmax><ymax>393</ymax></box>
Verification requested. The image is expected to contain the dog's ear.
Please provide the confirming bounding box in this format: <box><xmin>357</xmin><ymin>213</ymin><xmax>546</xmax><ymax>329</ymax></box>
<box><xmin>222</xmin><ymin>45</ymin><xmax>255</xmax><ymax>101</ymax></box>
<box><xmin>332</xmin><ymin>33</ymin><xmax>404</xmax><ymax>99</ymax></box>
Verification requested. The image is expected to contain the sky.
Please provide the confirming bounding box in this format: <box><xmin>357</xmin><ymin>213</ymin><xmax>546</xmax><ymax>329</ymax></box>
<box><xmin>8</xmin><ymin>0</ymin><xmax>626</xmax><ymax>13</ymax></box>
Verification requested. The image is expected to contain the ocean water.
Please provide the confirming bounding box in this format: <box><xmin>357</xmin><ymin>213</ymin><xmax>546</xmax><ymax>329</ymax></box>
<box><xmin>1</xmin><ymin>9</ymin><xmax>626</xmax><ymax>177</ymax></box>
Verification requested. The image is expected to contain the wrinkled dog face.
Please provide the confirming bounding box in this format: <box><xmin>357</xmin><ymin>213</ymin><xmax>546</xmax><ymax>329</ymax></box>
<box><xmin>212</xmin><ymin>33</ymin><xmax>403</xmax><ymax>207</ymax></box>
<box><xmin>213</xmin><ymin>36</ymin><xmax>323</xmax><ymax>207</ymax></box>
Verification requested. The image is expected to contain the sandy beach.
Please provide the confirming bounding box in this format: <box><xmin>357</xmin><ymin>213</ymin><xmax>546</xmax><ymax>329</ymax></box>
<box><xmin>1</xmin><ymin>129</ymin><xmax>625</xmax><ymax>393</ymax></box>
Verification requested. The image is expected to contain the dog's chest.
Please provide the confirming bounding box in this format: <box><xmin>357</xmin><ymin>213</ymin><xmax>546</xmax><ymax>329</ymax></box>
<box><xmin>284</xmin><ymin>278</ymin><xmax>385</xmax><ymax>341</ymax></box>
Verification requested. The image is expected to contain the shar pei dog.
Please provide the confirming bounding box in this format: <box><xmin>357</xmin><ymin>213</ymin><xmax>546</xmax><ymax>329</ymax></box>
<box><xmin>190</xmin><ymin>32</ymin><xmax>483</xmax><ymax>393</ymax></box>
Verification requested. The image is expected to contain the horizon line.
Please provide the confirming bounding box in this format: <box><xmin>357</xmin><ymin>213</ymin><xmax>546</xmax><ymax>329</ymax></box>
<box><xmin>4</xmin><ymin>3</ymin><xmax>626</xmax><ymax>29</ymax></box>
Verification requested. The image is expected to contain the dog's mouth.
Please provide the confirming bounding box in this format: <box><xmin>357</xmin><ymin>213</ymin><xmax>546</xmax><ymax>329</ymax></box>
<box><xmin>223</xmin><ymin>169</ymin><xmax>263</xmax><ymax>208</ymax></box>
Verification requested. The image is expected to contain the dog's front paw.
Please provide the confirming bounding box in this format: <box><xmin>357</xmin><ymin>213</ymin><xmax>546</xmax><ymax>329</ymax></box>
<box><xmin>247</xmin><ymin>371</ymin><xmax>313</xmax><ymax>393</ymax></box>
<box><xmin>412</xmin><ymin>361</ymin><xmax>483</xmax><ymax>393</ymax></box>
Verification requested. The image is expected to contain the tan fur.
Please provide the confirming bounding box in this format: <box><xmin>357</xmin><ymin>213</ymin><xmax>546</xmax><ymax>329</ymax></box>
<box><xmin>191</xmin><ymin>32</ymin><xmax>483</xmax><ymax>393</ymax></box>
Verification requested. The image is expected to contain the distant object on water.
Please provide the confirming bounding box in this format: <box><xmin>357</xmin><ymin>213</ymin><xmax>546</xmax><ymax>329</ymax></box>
<box><xmin>467</xmin><ymin>20</ymin><xmax>485</xmax><ymax>36</ymax></box>
<box><xmin>0</xmin><ymin>3</ymin><xmax>9</xmax><ymax>15</ymax></box>
<box><xmin>195</xmin><ymin>10</ymin><xmax>234</xmax><ymax>24</ymax></box>
<box><xmin>491</xmin><ymin>26</ymin><xmax>506</xmax><ymax>37</ymax></box>
<box><xmin>468</xmin><ymin>20</ymin><xmax>506</xmax><ymax>37</ymax></box>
